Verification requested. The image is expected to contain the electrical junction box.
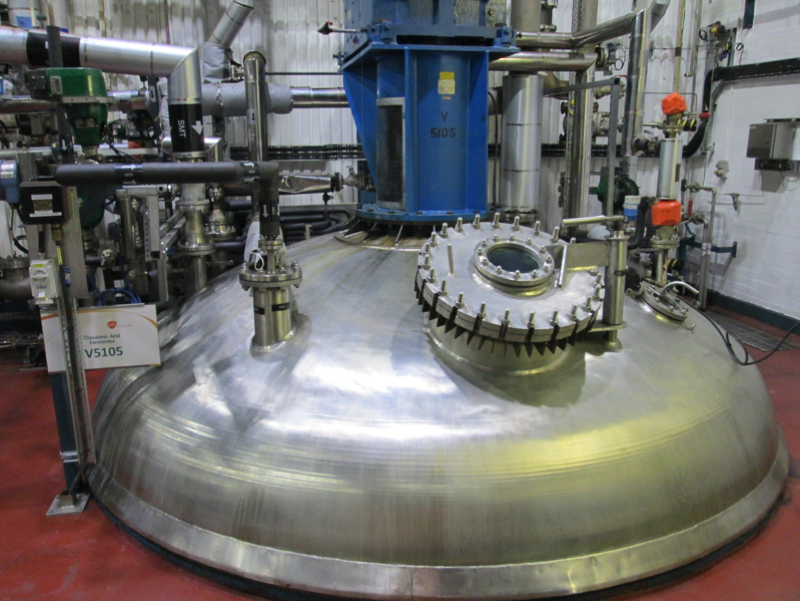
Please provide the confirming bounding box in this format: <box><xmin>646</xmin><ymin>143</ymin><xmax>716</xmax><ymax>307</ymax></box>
<box><xmin>747</xmin><ymin>119</ymin><xmax>800</xmax><ymax>172</ymax></box>
<box><xmin>29</xmin><ymin>259</ymin><xmax>59</xmax><ymax>305</ymax></box>
<box><xmin>18</xmin><ymin>181</ymin><xmax>65</xmax><ymax>225</ymax></box>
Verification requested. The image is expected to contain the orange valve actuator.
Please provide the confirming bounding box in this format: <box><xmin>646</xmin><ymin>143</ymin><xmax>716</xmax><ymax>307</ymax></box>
<box><xmin>651</xmin><ymin>200</ymin><xmax>682</xmax><ymax>227</ymax></box>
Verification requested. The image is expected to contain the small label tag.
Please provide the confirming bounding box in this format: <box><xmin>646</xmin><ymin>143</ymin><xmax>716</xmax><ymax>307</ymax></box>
<box><xmin>438</xmin><ymin>72</ymin><xmax>455</xmax><ymax>95</ymax></box>
<box><xmin>271</xmin><ymin>302</ymin><xmax>291</xmax><ymax>312</ymax></box>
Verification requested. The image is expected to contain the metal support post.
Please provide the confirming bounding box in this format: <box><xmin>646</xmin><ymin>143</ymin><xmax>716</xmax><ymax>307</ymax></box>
<box><xmin>688</xmin><ymin>184</ymin><xmax>717</xmax><ymax>310</ymax></box>
<box><xmin>605</xmin><ymin>80</ymin><xmax>621</xmax><ymax>217</ymax></box>
<box><xmin>41</xmin><ymin>26</ymin><xmax>92</xmax><ymax>515</ymax></box>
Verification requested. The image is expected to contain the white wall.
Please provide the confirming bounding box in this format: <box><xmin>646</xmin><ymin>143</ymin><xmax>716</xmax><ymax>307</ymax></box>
<box><xmin>535</xmin><ymin>0</ymin><xmax>800</xmax><ymax>319</ymax></box>
<box><xmin>685</xmin><ymin>0</ymin><xmax>800</xmax><ymax>319</ymax></box>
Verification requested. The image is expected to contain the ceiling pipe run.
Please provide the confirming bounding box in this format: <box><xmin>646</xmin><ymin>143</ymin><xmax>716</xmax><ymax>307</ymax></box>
<box><xmin>516</xmin><ymin>0</ymin><xmax>670</xmax><ymax>49</ymax></box>
<box><xmin>490</xmin><ymin>51</ymin><xmax>596</xmax><ymax>73</ymax></box>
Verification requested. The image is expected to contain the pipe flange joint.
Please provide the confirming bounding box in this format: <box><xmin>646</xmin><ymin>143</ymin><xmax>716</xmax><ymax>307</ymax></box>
<box><xmin>177</xmin><ymin>199</ymin><xmax>211</xmax><ymax>211</ymax></box>
<box><xmin>239</xmin><ymin>255</ymin><xmax>302</xmax><ymax>291</ymax></box>
<box><xmin>176</xmin><ymin>241</ymin><xmax>216</xmax><ymax>257</ymax></box>
<box><xmin>642</xmin><ymin>284</ymin><xmax>688</xmax><ymax>322</ymax></box>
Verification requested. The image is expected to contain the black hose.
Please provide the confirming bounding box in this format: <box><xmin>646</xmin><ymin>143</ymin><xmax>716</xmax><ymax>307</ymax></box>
<box><xmin>55</xmin><ymin>161</ymin><xmax>280</xmax><ymax>187</ymax></box>
<box><xmin>682</xmin><ymin>119</ymin><xmax>707</xmax><ymax>158</ymax></box>
<box><xmin>13</xmin><ymin>235</ymin><xmax>28</xmax><ymax>255</ymax></box>
<box><xmin>626</xmin><ymin>197</ymin><xmax>650</xmax><ymax>251</ymax></box>
<box><xmin>702</xmin><ymin>68</ymin><xmax>715</xmax><ymax>113</ymax></box>
<box><xmin>281</xmin><ymin>220</ymin><xmax>335</xmax><ymax>232</ymax></box>
<box><xmin>213</xmin><ymin>241</ymin><xmax>246</xmax><ymax>251</ymax></box>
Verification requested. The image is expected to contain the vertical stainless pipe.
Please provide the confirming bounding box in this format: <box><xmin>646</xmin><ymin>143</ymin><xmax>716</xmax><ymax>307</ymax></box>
<box><xmin>657</xmin><ymin>138</ymin><xmax>684</xmax><ymax>199</ymax></box>
<box><xmin>117</xmin><ymin>195</ymin><xmax>138</xmax><ymax>260</ymax></box>
<box><xmin>565</xmin><ymin>65</ymin><xmax>595</xmax><ymax>219</ymax></box>
<box><xmin>692</xmin><ymin>186</ymin><xmax>717</xmax><ymax>310</ymax></box>
<box><xmin>178</xmin><ymin>183</ymin><xmax>213</xmax><ymax>295</ymax></box>
<box><xmin>673</xmin><ymin>0</ymin><xmax>687</xmax><ymax>93</ymax></box>
<box><xmin>244</xmin><ymin>52</ymin><xmax>270</xmax><ymax>162</ymax></box>
<box><xmin>652</xmin><ymin>249</ymin><xmax>667</xmax><ymax>286</ymax></box>
<box><xmin>252</xmin><ymin>287</ymin><xmax>294</xmax><ymax>348</ymax></box>
<box><xmin>500</xmin><ymin>74</ymin><xmax>543</xmax><ymax>214</ymax></box>
<box><xmin>621</xmin><ymin>10</ymin><xmax>650</xmax><ymax>166</ymax></box>
<box><xmin>185</xmin><ymin>253</ymin><xmax>208</xmax><ymax>295</ymax></box>
<box><xmin>564</xmin><ymin>0</ymin><xmax>598</xmax><ymax>219</ymax></box>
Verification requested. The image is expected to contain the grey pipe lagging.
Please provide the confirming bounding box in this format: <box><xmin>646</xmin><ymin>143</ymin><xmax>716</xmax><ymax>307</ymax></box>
<box><xmin>0</xmin><ymin>25</ymin><xmax>204</xmax><ymax>158</ymax></box>
<box><xmin>204</xmin><ymin>0</ymin><xmax>254</xmax><ymax>81</ymax></box>
<box><xmin>208</xmin><ymin>0</ymin><xmax>254</xmax><ymax>49</ymax></box>
<box><xmin>202</xmin><ymin>81</ymin><xmax>347</xmax><ymax>117</ymax></box>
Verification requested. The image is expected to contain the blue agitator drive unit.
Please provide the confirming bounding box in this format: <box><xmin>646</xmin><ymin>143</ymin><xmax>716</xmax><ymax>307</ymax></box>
<box><xmin>341</xmin><ymin>0</ymin><xmax>517</xmax><ymax>222</ymax></box>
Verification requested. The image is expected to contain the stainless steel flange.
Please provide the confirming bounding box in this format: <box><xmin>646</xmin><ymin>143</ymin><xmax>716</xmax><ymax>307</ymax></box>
<box><xmin>414</xmin><ymin>218</ymin><xmax>602</xmax><ymax>353</ymax></box>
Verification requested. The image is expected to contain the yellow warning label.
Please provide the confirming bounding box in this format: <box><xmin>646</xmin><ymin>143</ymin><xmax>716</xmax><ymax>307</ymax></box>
<box><xmin>438</xmin><ymin>72</ymin><xmax>455</xmax><ymax>95</ymax></box>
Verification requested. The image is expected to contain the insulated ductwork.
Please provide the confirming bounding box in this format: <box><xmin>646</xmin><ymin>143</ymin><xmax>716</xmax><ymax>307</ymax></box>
<box><xmin>204</xmin><ymin>0</ymin><xmax>254</xmax><ymax>81</ymax></box>
<box><xmin>201</xmin><ymin>82</ymin><xmax>348</xmax><ymax>117</ymax></box>
<box><xmin>0</xmin><ymin>26</ymin><xmax>204</xmax><ymax>159</ymax></box>
<box><xmin>208</xmin><ymin>0</ymin><xmax>254</xmax><ymax>49</ymax></box>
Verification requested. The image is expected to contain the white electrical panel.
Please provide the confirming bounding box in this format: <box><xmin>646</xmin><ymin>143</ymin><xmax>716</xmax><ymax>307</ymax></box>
<box><xmin>29</xmin><ymin>259</ymin><xmax>59</xmax><ymax>305</ymax></box>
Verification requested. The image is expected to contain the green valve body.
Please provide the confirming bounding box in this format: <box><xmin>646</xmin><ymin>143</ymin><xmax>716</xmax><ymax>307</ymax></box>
<box><xmin>590</xmin><ymin>173</ymin><xmax>640</xmax><ymax>213</ymax></box>
<box><xmin>45</xmin><ymin>68</ymin><xmax>108</xmax><ymax>149</ymax></box>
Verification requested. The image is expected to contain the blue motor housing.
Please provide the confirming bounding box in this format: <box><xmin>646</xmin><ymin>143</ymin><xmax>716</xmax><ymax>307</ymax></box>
<box><xmin>341</xmin><ymin>0</ymin><xmax>516</xmax><ymax>223</ymax></box>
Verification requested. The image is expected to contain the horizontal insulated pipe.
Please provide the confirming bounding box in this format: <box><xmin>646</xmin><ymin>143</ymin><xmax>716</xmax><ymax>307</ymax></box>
<box><xmin>55</xmin><ymin>161</ymin><xmax>279</xmax><ymax>186</ymax></box>
<box><xmin>490</xmin><ymin>52</ymin><xmax>596</xmax><ymax>73</ymax></box>
<box><xmin>201</xmin><ymin>82</ymin><xmax>347</xmax><ymax>117</ymax></box>
<box><xmin>0</xmin><ymin>25</ymin><xmax>203</xmax><ymax>158</ymax></box>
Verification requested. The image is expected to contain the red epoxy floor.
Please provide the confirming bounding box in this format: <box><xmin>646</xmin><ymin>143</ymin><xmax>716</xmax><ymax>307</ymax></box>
<box><xmin>0</xmin><ymin>311</ymin><xmax>798</xmax><ymax>601</ymax></box>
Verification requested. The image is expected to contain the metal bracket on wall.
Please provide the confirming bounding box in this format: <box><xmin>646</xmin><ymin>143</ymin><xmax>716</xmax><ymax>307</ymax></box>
<box><xmin>683</xmin><ymin>238</ymin><xmax>738</xmax><ymax>258</ymax></box>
